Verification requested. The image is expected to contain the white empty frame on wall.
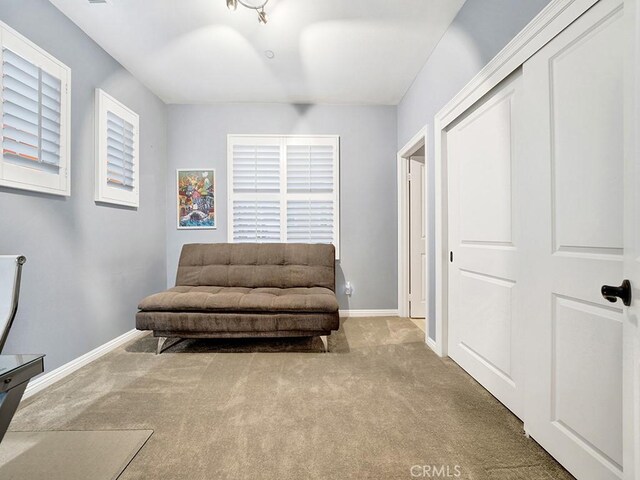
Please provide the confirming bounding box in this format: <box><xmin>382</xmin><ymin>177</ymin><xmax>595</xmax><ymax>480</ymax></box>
<box><xmin>0</xmin><ymin>22</ymin><xmax>71</xmax><ymax>196</ymax></box>
<box><xmin>95</xmin><ymin>89</ymin><xmax>139</xmax><ymax>207</ymax></box>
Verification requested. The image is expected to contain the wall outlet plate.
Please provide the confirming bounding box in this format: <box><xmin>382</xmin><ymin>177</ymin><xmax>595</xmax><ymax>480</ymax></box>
<box><xmin>344</xmin><ymin>281</ymin><xmax>353</xmax><ymax>296</ymax></box>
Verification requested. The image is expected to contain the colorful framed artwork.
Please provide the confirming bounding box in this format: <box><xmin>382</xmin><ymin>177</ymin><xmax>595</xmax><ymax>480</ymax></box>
<box><xmin>177</xmin><ymin>169</ymin><xmax>216</xmax><ymax>229</ymax></box>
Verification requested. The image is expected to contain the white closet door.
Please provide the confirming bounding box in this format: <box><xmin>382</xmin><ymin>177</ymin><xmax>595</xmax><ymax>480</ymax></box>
<box><xmin>623</xmin><ymin>1</ymin><xmax>640</xmax><ymax>478</ymax></box>
<box><xmin>409</xmin><ymin>156</ymin><xmax>426</xmax><ymax>319</ymax></box>
<box><xmin>447</xmin><ymin>71</ymin><xmax>524</xmax><ymax>418</ymax></box>
<box><xmin>520</xmin><ymin>0</ymin><xmax>625</xmax><ymax>478</ymax></box>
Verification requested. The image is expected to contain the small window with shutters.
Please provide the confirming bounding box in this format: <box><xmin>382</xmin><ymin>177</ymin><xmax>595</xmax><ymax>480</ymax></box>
<box><xmin>95</xmin><ymin>89</ymin><xmax>139</xmax><ymax>207</ymax></box>
<box><xmin>0</xmin><ymin>23</ymin><xmax>71</xmax><ymax>196</ymax></box>
<box><xmin>228</xmin><ymin>135</ymin><xmax>340</xmax><ymax>257</ymax></box>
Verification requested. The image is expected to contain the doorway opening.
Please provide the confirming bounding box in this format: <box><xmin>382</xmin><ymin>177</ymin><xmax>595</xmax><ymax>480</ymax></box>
<box><xmin>397</xmin><ymin>126</ymin><xmax>429</xmax><ymax>337</ymax></box>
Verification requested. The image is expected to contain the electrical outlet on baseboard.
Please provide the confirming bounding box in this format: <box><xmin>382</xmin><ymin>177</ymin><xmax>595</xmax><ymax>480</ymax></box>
<box><xmin>344</xmin><ymin>281</ymin><xmax>353</xmax><ymax>296</ymax></box>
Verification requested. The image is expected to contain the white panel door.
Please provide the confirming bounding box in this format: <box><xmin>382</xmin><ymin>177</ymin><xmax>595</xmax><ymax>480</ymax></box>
<box><xmin>447</xmin><ymin>72</ymin><xmax>524</xmax><ymax>418</ymax></box>
<box><xmin>409</xmin><ymin>156</ymin><xmax>426</xmax><ymax>319</ymax></box>
<box><xmin>623</xmin><ymin>0</ymin><xmax>640</xmax><ymax>478</ymax></box>
<box><xmin>521</xmin><ymin>0</ymin><xmax>625</xmax><ymax>478</ymax></box>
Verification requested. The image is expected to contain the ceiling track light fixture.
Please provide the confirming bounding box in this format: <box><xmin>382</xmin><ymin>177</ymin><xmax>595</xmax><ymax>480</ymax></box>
<box><xmin>226</xmin><ymin>0</ymin><xmax>269</xmax><ymax>24</ymax></box>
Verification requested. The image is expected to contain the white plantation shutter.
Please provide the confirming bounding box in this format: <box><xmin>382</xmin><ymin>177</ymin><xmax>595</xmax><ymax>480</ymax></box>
<box><xmin>106</xmin><ymin>111</ymin><xmax>135</xmax><ymax>189</ymax></box>
<box><xmin>0</xmin><ymin>28</ymin><xmax>69</xmax><ymax>195</ymax></box>
<box><xmin>2</xmin><ymin>48</ymin><xmax>61</xmax><ymax>171</ymax></box>
<box><xmin>0</xmin><ymin>31</ymin><xmax>69</xmax><ymax>197</ymax></box>
<box><xmin>233</xmin><ymin>200</ymin><xmax>281</xmax><ymax>242</ymax></box>
<box><xmin>232</xmin><ymin>144</ymin><xmax>280</xmax><ymax>192</ymax></box>
<box><xmin>287</xmin><ymin>145</ymin><xmax>334</xmax><ymax>193</ymax></box>
<box><xmin>285</xmin><ymin>140</ymin><xmax>337</xmax><ymax>247</ymax></box>
<box><xmin>287</xmin><ymin>200</ymin><xmax>334</xmax><ymax>243</ymax></box>
<box><xmin>228</xmin><ymin>135</ymin><xmax>340</xmax><ymax>256</ymax></box>
<box><xmin>230</xmin><ymin>139</ymin><xmax>283</xmax><ymax>242</ymax></box>
<box><xmin>2</xmin><ymin>49</ymin><xmax>41</xmax><ymax>166</ymax></box>
<box><xmin>40</xmin><ymin>70</ymin><xmax>62</xmax><ymax>168</ymax></box>
<box><xmin>95</xmin><ymin>89</ymin><xmax>139</xmax><ymax>207</ymax></box>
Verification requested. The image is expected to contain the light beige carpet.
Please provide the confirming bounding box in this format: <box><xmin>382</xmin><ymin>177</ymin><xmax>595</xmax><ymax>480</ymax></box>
<box><xmin>0</xmin><ymin>430</ymin><xmax>152</xmax><ymax>480</ymax></box>
<box><xmin>409</xmin><ymin>317</ymin><xmax>426</xmax><ymax>332</ymax></box>
<box><xmin>8</xmin><ymin>317</ymin><xmax>574</xmax><ymax>479</ymax></box>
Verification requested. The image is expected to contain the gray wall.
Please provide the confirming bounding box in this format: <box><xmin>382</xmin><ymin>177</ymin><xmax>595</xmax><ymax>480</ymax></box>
<box><xmin>0</xmin><ymin>0</ymin><xmax>168</xmax><ymax>373</ymax></box>
<box><xmin>166</xmin><ymin>104</ymin><xmax>397</xmax><ymax>310</ymax></box>
<box><xmin>0</xmin><ymin>0</ymin><xmax>553</xmax><ymax>372</ymax></box>
<box><xmin>397</xmin><ymin>0</ymin><xmax>551</xmax><ymax>338</ymax></box>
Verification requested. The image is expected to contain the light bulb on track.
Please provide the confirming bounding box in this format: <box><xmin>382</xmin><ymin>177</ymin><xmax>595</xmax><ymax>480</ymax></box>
<box><xmin>224</xmin><ymin>0</ymin><xmax>269</xmax><ymax>24</ymax></box>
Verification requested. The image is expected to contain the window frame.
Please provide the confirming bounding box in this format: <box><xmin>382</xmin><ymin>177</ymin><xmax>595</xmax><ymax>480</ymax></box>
<box><xmin>94</xmin><ymin>88</ymin><xmax>140</xmax><ymax>208</ymax></box>
<box><xmin>227</xmin><ymin>134</ymin><xmax>341</xmax><ymax>258</ymax></box>
<box><xmin>0</xmin><ymin>21</ymin><xmax>71</xmax><ymax>196</ymax></box>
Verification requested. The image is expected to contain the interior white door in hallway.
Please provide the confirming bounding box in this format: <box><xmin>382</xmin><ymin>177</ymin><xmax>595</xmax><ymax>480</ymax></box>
<box><xmin>409</xmin><ymin>156</ymin><xmax>426</xmax><ymax>319</ymax></box>
<box><xmin>624</xmin><ymin>1</ymin><xmax>640</xmax><ymax>477</ymax></box>
<box><xmin>520</xmin><ymin>0</ymin><xmax>625</xmax><ymax>478</ymax></box>
<box><xmin>446</xmin><ymin>72</ymin><xmax>524</xmax><ymax>419</ymax></box>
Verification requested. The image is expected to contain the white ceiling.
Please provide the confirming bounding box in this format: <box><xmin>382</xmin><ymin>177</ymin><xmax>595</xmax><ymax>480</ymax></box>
<box><xmin>49</xmin><ymin>0</ymin><xmax>465</xmax><ymax>105</ymax></box>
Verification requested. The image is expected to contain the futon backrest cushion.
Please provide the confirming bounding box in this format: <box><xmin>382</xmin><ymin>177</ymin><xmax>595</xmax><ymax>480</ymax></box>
<box><xmin>175</xmin><ymin>243</ymin><xmax>336</xmax><ymax>291</ymax></box>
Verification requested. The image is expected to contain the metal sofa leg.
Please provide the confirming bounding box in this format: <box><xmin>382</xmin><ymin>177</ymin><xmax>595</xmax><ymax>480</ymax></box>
<box><xmin>320</xmin><ymin>335</ymin><xmax>329</xmax><ymax>353</ymax></box>
<box><xmin>156</xmin><ymin>337</ymin><xmax>183</xmax><ymax>354</ymax></box>
<box><xmin>156</xmin><ymin>337</ymin><xmax>168</xmax><ymax>355</ymax></box>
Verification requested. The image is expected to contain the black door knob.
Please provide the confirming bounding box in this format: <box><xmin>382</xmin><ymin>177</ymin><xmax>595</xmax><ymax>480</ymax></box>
<box><xmin>601</xmin><ymin>280</ymin><xmax>632</xmax><ymax>306</ymax></box>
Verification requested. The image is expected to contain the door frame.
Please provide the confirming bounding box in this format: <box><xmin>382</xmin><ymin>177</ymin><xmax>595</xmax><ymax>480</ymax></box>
<box><xmin>432</xmin><ymin>0</ymin><xmax>601</xmax><ymax>358</ymax></box>
<box><xmin>397</xmin><ymin>126</ymin><xmax>429</xmax><ymax>335</ymax></box>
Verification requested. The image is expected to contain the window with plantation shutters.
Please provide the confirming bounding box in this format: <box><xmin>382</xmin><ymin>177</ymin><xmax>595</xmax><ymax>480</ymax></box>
<box><xmin>95</xmin><ymin>89</ymin><xmax>139</xmax><ymax>207</ymax></box>
<box><xmin>0</xmin><ymin>24</ymin><xmax>70</xmax><ymax>196</ymax></box>
<box><xmin>228</xmin><ymin>135</ymin><xmax>340</xmax><ymax>257</ymax></box>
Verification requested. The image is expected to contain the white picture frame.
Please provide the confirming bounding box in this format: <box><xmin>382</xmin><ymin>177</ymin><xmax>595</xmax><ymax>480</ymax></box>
<box><xmin>176</xmin><ymin>168</ymin><xmax>217</xmax><ymax>230</ymax></box>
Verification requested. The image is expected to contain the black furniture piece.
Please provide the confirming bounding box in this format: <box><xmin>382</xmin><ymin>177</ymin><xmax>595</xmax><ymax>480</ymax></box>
<box><xmin>0</xmin><ymin>354</ymin><xmax>44</xmax><ymax>443</ymax></box>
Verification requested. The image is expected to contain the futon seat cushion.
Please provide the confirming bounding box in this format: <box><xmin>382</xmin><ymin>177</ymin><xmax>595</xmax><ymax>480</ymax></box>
<box><xmin>138</xmin><ymin>286</ymin><xmax>339</xmax><ymax>313</ymax></box>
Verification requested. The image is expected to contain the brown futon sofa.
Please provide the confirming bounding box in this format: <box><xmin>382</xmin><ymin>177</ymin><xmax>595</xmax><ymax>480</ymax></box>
<box><xmin>136</xmin><ymin>243</ymin><xmax>340</xmax><ymax>353</ymax></box>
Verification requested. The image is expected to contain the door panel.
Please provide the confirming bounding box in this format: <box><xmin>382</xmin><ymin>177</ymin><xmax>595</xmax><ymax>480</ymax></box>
<box><xmin>447</xmin><ymin>71</ymin><xmax>523</xmax><ymax>418</ymax></box>
<box><xmin>458</xmin><ymin>270</ymin><xmax>515</xmax><ymax>380</ymax></box>
<box><xmin>410</xmin><ymin>157</ymin><xmax>426</xmax><ymax>319</ymax></box>
<box><xmin>552</xmin><ymin>295</ymin><xmax>623</xmax><ymax>467</ymax></box>
<box><xmin>551</xmin><ymin>7</ymin><xmax>624</xmax><ymax>254</ymax></box>
<box><xmin>458</xmin><ymin>95</ymin><xmax>514</xmax><ymax>245</ymax></box>
<box><xmin>521</xmin><ymin>0</ymin><xmax>624</xmax><ymax>478</ymax></box>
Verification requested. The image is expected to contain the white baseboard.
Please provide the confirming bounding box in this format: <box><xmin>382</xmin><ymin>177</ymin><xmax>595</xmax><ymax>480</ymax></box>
<box><xmin>426</xmin><ymin>336</ymin><xmax>445</xmax><ymax>358</ymax></box>
<box><xmin>24</xmin><ymin>329</ymin><xmax>146</xmax><ymax>399</ymax></box>
<box><xmin>339</xmin><ymin>309</ymin><xmax>399</xmax><ymax>318</ymax></box>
